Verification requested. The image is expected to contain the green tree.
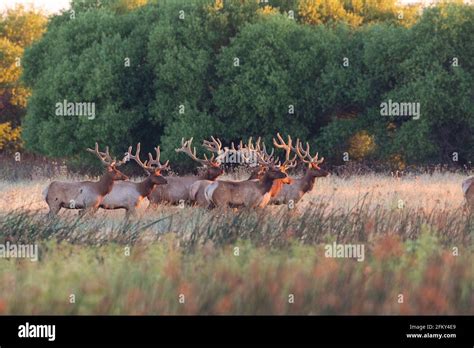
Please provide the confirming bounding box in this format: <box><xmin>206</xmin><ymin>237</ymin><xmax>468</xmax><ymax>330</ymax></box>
<box><xmin>385</xmin><ymin>4</ymin><xmax>474</xmax><ymax>164</ymax></box>
<box><xmin>147</xmin><ymin>0</ymin><xmax>260</xmax><ymax>167</ymax></box>
<box><xmin>0</xmin><ymin>5</ymin><xmax>46</xmax><ymax>126</ymax></box>
<box><xmin>317</xmin><ymin>4</ymin><xmax>473</xmax><ymax>165</ymax></box>
<box><xmin>20</xmin><ymin>0</ymin><xmax>473</xmax><ymax>169</ymax></box>
<box><xmin>0</xmin><ymin>5</ymin><xmax>46</xmax><ymax>153</ymax></box>
<box><xmin>298</xmin><ymin>0</ymin><xmax>419</xmax><ymax>27</ymax></box>
<box><xmin>70</xmin><ymin>0</ymin><xmax>149</xmax><ymax>14</ymax></box>
<box><xmin>214</xmin><ymin>14</ymin><xmax>346</xmax><ymax>145</ymax></box>
<box><xmin>22</xmin><ymin>6</ymin><xmax>159</xmax><ymax>163</ymax></box>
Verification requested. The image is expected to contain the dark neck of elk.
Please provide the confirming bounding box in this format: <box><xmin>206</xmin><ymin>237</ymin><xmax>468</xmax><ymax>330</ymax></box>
<box><xmin>300</xmin><ymin>170</ymin><xmax>317</xmax><ymax>194</ymax></box>
<box><xmin>258</xmin><ymin>173</ymin><xmax>281</xmax><ymax>196</ymax></box>
<box><xmin>198</xmin><ymin>167</ymin><xmax>222</xmax><ymax>181</ymax></box>
<box><xmin>269</xmin><ymin>178</ymin><xmax>287</xmax><ymax>197</ymax></box>
<box><xmin>97</xmin><ymin>171</ymin><xmax>116</xmax><ymax>196</ymax></box>
<box><xmin>138</xmin><ymin>176</ymin><xmax>158</xmax><ymax>198</ymax></box>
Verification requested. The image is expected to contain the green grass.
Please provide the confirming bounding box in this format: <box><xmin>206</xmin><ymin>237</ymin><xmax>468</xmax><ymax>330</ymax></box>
<box><xmin>0</xmin><ymin>202</ymin><xmax>472</xmax><ymax>314</ymax></box>
<box><xmin>0</xmin><ymin>236</ymin><xmax>471</xmax><ymax>314</ymax></box>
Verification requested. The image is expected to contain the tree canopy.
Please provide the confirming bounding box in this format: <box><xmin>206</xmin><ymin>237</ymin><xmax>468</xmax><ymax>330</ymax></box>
<box><xmin>0</xmin><ymin>5</ymin><xmax>46</xmax><ymax>152</ymax></box>
<box><xmin>14</xmin><ymin>0</ymin><xmax>474</xmax><ymax>169</ymax></box>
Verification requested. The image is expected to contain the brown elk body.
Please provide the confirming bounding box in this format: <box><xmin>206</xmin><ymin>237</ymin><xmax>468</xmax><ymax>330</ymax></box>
<box><xmin>190</xmin><ymin>136</ymin><xmax>291</xmax><ymax>208</ymax></box>
<box><xmin>463</xmin><ymin>176</ymin><xmax>474</xmax><ymax>211</ymax></box>
<box><xmin>150</xmin><ymin>171</ymin><xmax>222</xmax><ymax>205</ymax></box>
<box><xmin>43</xmin><ymin>143</ymin><xmax>128</xmax><ymax>216</ymax></box>
<box><xmin>190</xmin><ymin>169</ymin><xmax>271</xmax><ymax>207</ymax></box>
<box><xmin>189</xmin><ymin>138</ymin><xmax>263</xmax><ymax>207</ymax></box>
<box><xmin>189</xmin><ymin>179</ymin><xmax>214</xmax><ymax>206</ymax></box>
<box><xmin>271</xmin><ymin>137</ymin><xmax>329</xmax><ymax>205</ymax></box>
<box><xmin>205</xmin><ymin>168</ymin><xmax>288</xmax><ymax>208</ymax></box>
<box><xmin>100</xmin><ymin>144</ymin><xmax>168</xmax><ymax>216</ymax></box>
<box><xmin>148</xmin><ymin>138</ymin><xmax>223</xmax><ymax>205</ymax></box>
<box><xmin>204</xmin><ymin>136</ymin><xmax>295</xmax><ymax>208</ymax></box>
<box><xmin>270</xmin><ymin>167</ymin><xmax>328</xmax><ymax>205</ymax></box>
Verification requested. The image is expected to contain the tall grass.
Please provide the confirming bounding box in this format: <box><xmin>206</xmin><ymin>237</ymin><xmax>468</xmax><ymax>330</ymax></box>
<box><xmin>0</xmin><ymin>197</ymin><xmax>471</xmax><ymax>248</ymax></box>
<box><xmin>0</xmin><ymin>234</ymin><xmax>471</xmax><ymax>315</ymax></box>
<box><xmin>0</xmin><ymin>172</ymin><xmax>472</xmax><ymax>314</ymax></box>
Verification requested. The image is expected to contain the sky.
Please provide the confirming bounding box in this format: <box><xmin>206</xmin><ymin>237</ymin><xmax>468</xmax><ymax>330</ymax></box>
<box><xmin>0</xmin><ymin>0</ymin><xmax>460</xmax><ymax>14</ymax></box>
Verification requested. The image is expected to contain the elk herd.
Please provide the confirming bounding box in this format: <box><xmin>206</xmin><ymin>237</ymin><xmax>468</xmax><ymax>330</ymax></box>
<box><xmin>43</xmin><ymin>134</ymin><xmax>474</xmax><ymax>217</ymax></box>
<box><xmin>43</xmin><ymin>134</ymin><xmax>330</xmax><ymax>217</ymax></box>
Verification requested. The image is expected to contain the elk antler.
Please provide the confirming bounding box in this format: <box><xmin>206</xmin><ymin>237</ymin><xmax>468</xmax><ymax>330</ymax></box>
<box><xmin>295</xmin><ymin>139</ymin><xmax>324</xmax><ymax>167</ymax></box>
<box><xmin>176</xmin><ymin>138</ymin><xmax>216</xmax><ymax>167</ymax></box>
<box><xmin>273</xmin><ymin>133</ymin><xmax>297</xmax><ymax>169</ymax></box>
<box><xmin>236</xmin><ymin>137</ymin><xmax>256</xmax><ymax>162</ymax></box>
<box><xmin>250</xmin><ymin>139</ymin><xmax>279</xmax><ymax>167</ymax></box>
<box><xmin>201</xmin><ymin>136</ymin><xmax>223</xmax><ymax>166</ymax></box>
<box><xmin>202</xmin><ymin>136</ymin><xmax>222</xmax><ymax>155</ymax></box>
<box><xmin>125</xmin><ymin>143</ymin><xmax>169</xmax><ymax>174</ymax></box>
<box><xmin>86</xmin><ymin>142</ymin><xmax>126</xmax><ymax>167</ymax></box>
<box><xmin>147</xmin><ymin>145</ymin><xmax>170</xmax><ymax>171</ymax></box>
<box><xmin>237</xmin><ymin>137</ymin><xmax>277</xmax><ymax>167</ymax></box>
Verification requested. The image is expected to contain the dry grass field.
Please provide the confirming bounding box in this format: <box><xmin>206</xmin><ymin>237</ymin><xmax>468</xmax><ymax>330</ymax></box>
<box><xmin>0</xmin><ymin>171</ymin><xmax>472</xmax><ymax>315</ymax></box>
<box><xmin>0</xmin><ymin>172</ymin><xmax>467</xmax><ymax>215</ymax></box>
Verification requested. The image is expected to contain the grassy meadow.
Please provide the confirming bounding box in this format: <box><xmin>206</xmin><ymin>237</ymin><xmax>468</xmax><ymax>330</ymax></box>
<box><xmin>0</xmin><ymin>171</ymin><xmax>472</xmax><ymax>314</ymax></box>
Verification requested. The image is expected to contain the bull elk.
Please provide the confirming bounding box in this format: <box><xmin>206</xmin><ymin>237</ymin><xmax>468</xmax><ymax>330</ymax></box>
<box><xmin>189</xmin><ymin>137</ymin><xmax>272</xmax><ymax>206</ymax></box>
<box><xmin>189</xmin><ymin>137</ymin><xmax>264</xmax><ymax>206</ymax></box>
<box><xmin>270</xmin><ymin>136</ymin><xmax>329</xmax><ymax>205</ymax></box>
<box><xmin>43</xmin><ymin>143</ymin><xmax>128</xmax><ymax>216</ymax></box>
<box><xmin>462</xmin><ymin>176</ymin><xmax>474</xmax><ymax>211</ymax></box>
<box><xmin>100</xmin><ymin>143</ymin><xmax>168</xmax><ymax>216</ymax></box>
<box><xmin>203</xmin><ymin>140</ymin><xmax>294</xmax><ymax>208</ymax></box>
<box><xmin>148</xmin><ymin>137</ymin><xmax>224</xmax><ymax>205</ymax></box>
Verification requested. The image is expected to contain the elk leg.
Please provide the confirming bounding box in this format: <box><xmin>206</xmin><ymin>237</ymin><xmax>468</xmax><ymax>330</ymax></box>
<box><xmin>125</xmin><ymin>207</ymin><xmax>137</xmax><ymax>219</ymax></box>
<box><xmin>47</xmin><ymin>205</ymin><xmax>61</xmax><ymax>217</ymax></box>
<box><xmin>78</xmin><ymin>209</ymin><xmax>87</xmax><ymax>217</ymax></box>
<box><xmin>79</xmin><ymin>206</ymin><xmax>99</xmax><ymax>217</ymax></box>
<box><xmin>146</xmin><ymin>202</ymin><xmax>158</xmax><ymax>211</ymax></box>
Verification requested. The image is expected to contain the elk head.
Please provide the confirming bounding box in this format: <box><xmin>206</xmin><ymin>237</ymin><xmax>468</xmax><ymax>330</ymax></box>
<box><xmin>125</xmin><ymin>143</ymin><xmax>169</xmax><ymax>185</ymax></box>
<box><xmin>247</xmin><ymin>165</ymin><xmax>266</xmax><ymax>180</ymax></box>
<box><xmin>86</xmin><ymin>143</ymin><xmax>129</xmax><ymax>181</ymax></box>
<box><xmin>240</xmin><ymin>136</ymin><xmax>293</xmax><ymax>183</ymax></box>
<box><xmin>295</xmin><ymin>140</ymin><xmax>329</xmax><ymax>177</ymax></box>
<box><xmin>176</xmin><ymin>137</ymin><xmax>224</xmax><ymax>179</ymax></box>
<box><xmin>253</xmin><ymin>140</ymin><xmax>289</xmax><ymax>183</ymax></box>
<box><xmin>265</xmin><ymin>166</ymin><xmax>288</xmax><ymax>180</ymax></box>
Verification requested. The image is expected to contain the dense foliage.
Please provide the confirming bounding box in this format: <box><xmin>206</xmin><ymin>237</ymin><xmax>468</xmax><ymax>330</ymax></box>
<box><xmin>18</xmin><ymin>0</ymin><xmax>474</xmax><ymax>169</ymax></box>
<box><xmin>0</xmin><ymin>198</ymin><xmax>472</xmax><ymax>314</ymax></box>
<box><xmin>0</xmin><ymin>5</ymin><xmax>46</xmax><ymax>151</ymax></box>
